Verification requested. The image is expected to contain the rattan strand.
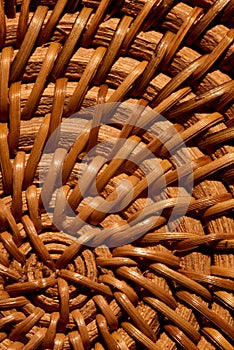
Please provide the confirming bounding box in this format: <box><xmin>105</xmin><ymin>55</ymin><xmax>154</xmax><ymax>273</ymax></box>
<box><xmin>0</xmin><ymin>0</ymin><xmax>233</xmax><ymax>349</ymax></box>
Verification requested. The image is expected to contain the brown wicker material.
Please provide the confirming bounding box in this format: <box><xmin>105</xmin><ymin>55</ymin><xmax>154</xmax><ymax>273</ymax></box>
<box><xmin>0</xmin><ymin>0</ymin><xmax>234</xmax><ymax>349</ymax></box>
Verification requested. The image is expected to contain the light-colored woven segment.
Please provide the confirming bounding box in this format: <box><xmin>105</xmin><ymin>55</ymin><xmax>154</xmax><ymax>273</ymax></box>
<box><xmin>0</xmin><ymin>0</ymin><xmax>233</xmax><ymax>349</ymax></box>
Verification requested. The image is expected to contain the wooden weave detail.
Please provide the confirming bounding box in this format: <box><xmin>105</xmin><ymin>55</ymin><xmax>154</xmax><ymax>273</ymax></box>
<box><xmin>0</xmin><ymin>0</ymin><xmax>233</xmax><ymax>349</ymax></box>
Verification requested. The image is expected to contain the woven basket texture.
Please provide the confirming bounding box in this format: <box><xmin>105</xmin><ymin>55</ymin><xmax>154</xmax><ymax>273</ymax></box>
<box><xmin>0</xmin><ymin>0</ymin><xmax>234</xmax><ymax>349</ymax></box>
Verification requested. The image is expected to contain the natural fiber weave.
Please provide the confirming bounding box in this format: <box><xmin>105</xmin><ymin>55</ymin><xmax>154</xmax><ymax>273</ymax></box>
<box><xmin>0</xmin><ymin>0</ymin><xmax>234</xmax><ymax>349</ymax></box>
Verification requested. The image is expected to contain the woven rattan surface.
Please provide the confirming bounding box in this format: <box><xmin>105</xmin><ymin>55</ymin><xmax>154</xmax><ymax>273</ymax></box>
<box><xmin>0</xmin><ymin>0</ymin><xmax>234</xmax><ymax>349</ymax></box>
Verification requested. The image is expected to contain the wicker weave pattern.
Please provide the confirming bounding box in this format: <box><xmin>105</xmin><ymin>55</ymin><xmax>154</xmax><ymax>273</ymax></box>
<box><xmin>0</xmin><ymin>0</ymin><xmax>234</xmax><ymax>349</ymax></box>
